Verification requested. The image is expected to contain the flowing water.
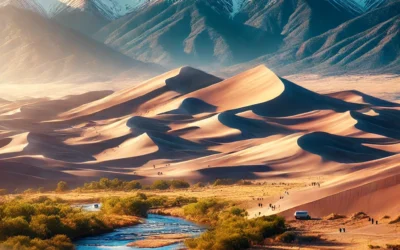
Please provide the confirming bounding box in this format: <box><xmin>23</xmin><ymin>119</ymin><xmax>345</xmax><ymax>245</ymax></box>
<box><xmin>74</xmin><ymin>214</ymin><xmax>204</xmax><ymax>250</ymax></box>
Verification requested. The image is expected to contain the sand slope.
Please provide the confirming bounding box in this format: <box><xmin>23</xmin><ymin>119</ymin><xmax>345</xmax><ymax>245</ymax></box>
<box><xmin>0</xmin><ymin>65</ymin><xmax>399</xmax><ymax>218</ymax></box>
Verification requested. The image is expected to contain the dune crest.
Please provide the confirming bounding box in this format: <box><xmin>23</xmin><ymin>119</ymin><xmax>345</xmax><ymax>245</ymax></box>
<box><xmin>0</xmin><ymin>65</ymin><xmax>399</xmax><ymax>218</ymax></box>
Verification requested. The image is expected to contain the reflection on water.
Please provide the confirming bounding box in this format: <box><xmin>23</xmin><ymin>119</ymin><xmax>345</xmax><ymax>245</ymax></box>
<box><xmin>74</xmin><ymin>214</ymin><xmax>204</xmax><ymax>250</ymax></box>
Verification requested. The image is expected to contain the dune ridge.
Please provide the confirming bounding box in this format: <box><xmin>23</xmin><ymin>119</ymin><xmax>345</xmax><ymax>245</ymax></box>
<box><xmin>0</xmin><ymin>65</ymin><xmax>399</xmax><ymax>218</ymax></box>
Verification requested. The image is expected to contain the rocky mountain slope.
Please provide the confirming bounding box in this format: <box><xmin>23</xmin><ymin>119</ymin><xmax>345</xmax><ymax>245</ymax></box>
<box><xmin>0</xmin><ymin>6</ymin><xmax>161</xmax><ymax>84</ymax></box>
<box><xmin>0</xmin><ymin>0</ymin><xmax>398</xmax><ymax>76</ymax></box>
<box><xmin>225</xmin><ymin>0</ymin><xmax>400</xmax><ymax>75</ymax></box>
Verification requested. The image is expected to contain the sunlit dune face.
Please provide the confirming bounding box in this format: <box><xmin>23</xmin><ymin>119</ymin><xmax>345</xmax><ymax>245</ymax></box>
<box><xmin>0</xmin><ymin>64</ymin><xmax>400</xmax><ymax>220</ymax></box>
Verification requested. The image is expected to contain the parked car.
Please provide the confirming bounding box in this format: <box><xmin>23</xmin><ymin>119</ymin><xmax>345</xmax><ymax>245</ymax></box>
<box><xmin>294</xmin><ymin>211</ymin><xmax>311</xmax><ymax>220</ymax></box>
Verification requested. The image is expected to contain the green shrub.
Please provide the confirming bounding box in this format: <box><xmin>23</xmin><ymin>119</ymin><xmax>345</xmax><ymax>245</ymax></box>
<box><xmin>56</xmin><ymin>181</ymin><xmax>69</xmax><ymax>193</ymax></box>
<box><xmin>2</xmin><ymin>202</ymin><xmax>35</xmax><ymax>220</ymax></box>
<box><xmin>193</xmin><ymin>182</ymin><xmax>206</xmax><ymax>188</ymax></box>
<box><xmin>0</xmin><ymin>217</ymin><xmax>31</xmax><ymax>240</ymax></box>
<box><xmin>151</xmin><ymin>180</ymin><xmax>171</xmax><ymax>190</ymax></box>
<box><xmin>148</xmin><ymin>196</ymin><xmax>169</xmax><ymax>207</ymax></box>
<box><xmin>368</xmin><ymin>245</ymin><xmax>381</xmax><ymax>249</ymax></box>
<box><xmin>29</xmin><ymin>214</ymin><xmax>65</xmax><ymax>238</ymax></box>
<box><xmin>101</xmin><ymin>196</ymin><xmax>151</xmax><ymax>217</ymax></box>
<box><xmin>184</xmin><ymin>199</ymin><xmax>286</xmax><ymax>249</ymax></box>
<box><xmin>213</xmin><ymin>179</ymin><xmax>237</xmax><ymax>186</ymax></box>
<box><xmin>277</xmin><ymin>231</ymin><xmax>297</xmax><ymax>243</ymax></box>
<box><xmin>0</xmin><ymin>197</ymin><xmax>114</xmax><ymax>243</ymax></box>
<box><xmin>81</xmin><ymin>178</ymin><xmax>142</xmax><ymax>191</ymax></box>
<box><xmin>172</xmin><ymin>196</ymin><xmax>197</xmax><ymax>206</ymax></box>
<box><xmin>136</xmin><ymin>192</ymin><xmax>147</xmax><ymax>200</ymax></box>
<box><xmin>236</xmin><ymin>180</ymin><xmax>253</xmax><ymax>185</ymax></box>
<box><xmin>1</xmin><ymin>235</ymin><xmax>74</xmax><ymax>250</ymax></box>
<box><xmin>170</xmin><ymin>180</ymin><xmax>190</xmax><ymax>189</ymax></box>
<box><xmin>230</xmin><ymin>207</ymin><xmax>246</xmax><ymax>216</ymax></box>
<box><xmin>124</xmin><ymin>181</ymin><xmax>142</xmax><ymax>190</ymax></box>
<box><xmin>183</xmin><ymin>199</ymin><xmax>227</xmax><ymax>224</ymax></box>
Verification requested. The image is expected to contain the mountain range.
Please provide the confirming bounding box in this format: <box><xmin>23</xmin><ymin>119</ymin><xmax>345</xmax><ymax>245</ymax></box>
<box><xmin>0</xmin><ymin>0</ymin><xmax>398</xmax><ymax>84</ymax></box>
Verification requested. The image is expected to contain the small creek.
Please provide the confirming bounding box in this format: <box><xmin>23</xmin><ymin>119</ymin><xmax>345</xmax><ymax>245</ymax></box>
<box><xmin>74</xmin><ymin>213</ymin><xmax>204</xmax><ymax>250</ymax></box>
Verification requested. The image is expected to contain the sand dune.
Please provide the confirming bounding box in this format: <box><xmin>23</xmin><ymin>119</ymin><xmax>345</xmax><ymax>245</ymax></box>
<box><xmin>94</xmin><ymin>133</ymin><xmax>159</xmax><ymax>161</ymax></box>
<box><xmin>0</xmin><ymin>65</ymin><xmax>399</xmax><ymax>218</ymax></box>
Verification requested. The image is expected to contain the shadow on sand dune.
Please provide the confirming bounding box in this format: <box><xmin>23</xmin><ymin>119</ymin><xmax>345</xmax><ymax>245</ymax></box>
<box><xmin>165</xmin><ymin>97</ymin><xmax>217</xmax><ymax>115</ymax></box>
<box><xmin>218</xmin><ymin>111</ymin><xmax>292</xmax><ymax>139</ymax></box>
<box><xmin>298</xmin><ymin>132</ymin><xmax>394</xmax><ymax>163</ymax></box>
<box><xmin>352</xmin><ymin>109</ymin><xmax>400</xmax><ymax>140</ymax></box>
<box><xmin>165</xmin><ymin>67</ymin><xmax>222</xmax><ymax>94</ymax></box>
<box><xmin>197</xmin><ymin>165</ymin><xmax>273</xmax><ymax>180</ymax></box>
<box><xmin>251</xmin><ymin>78</ymin><xmax>365</xmax><ymax>117</ymax></box>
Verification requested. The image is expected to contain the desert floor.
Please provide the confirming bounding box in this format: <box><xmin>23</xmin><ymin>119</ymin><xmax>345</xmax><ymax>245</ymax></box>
<box><xmin>286</xmin><ymin>74</ymin><xmax>400</xmax><ymax>102</ymax></box>
<box><xmin>2</xmin><ymin>74</ymin><xmax>399</xmax><ymax>102</ymax></box>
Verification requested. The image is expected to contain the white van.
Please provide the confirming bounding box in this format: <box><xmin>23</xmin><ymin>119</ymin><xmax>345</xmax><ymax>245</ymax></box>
<box><xmin>294</xmin><ymin>211</ymin><xmax>311</xmax><ymax>220</ymax></box>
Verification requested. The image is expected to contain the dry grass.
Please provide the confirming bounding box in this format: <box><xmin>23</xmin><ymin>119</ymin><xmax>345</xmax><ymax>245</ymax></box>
<box><xmin>13</xmin><ymin>181</ymin><xmax>306</xmax><ymax>208</ymax></box>
<box><xmin>324</xmin><ymin>213</ymin><xmax>347</xmax><ymax>220</ymax></box>
<box><xmin>351</xmin><ymin>211</ymin><xmax>369</xmax><ymax>220</ymax></box>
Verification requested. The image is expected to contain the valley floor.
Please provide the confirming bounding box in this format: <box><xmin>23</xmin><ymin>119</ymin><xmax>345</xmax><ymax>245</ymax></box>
<box><xmin>6</xmin><ymin>183</ymin><xmax>400</xmax><ymax>250</ymax></box>
<box><xmin>286</xmin><ymin>74</ymin><xmax>400</xmax><ymax>102</ymax></box>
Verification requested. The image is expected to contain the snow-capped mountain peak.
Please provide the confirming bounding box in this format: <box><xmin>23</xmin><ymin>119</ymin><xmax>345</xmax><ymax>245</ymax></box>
<box><xmin>0</xmin><ymin>0</ymin><xmax>389</xmax><ymax>20</ymax></box>
<box><xmin>330</xmin><ymin>0</ymin><xmax>387</xmax><ymax>14</ymax></box>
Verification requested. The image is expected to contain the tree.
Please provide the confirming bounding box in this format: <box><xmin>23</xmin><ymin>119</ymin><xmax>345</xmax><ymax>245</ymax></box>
<box><xmin>56</xmin><ymin>182</ymin><xmax>69</xmax><ymax>193</ymax></box>
<box><xmin>99</xmin><ymin>178</ymin><xmax>111</xmax><ymax>189</ymax></box>
<box><xmin>151</xmin><ymin>180</ymin><xmax>170</xmax><ymax>190</ymax></box>
<box><xmin>170</xmin><ymin>180</ymin><xmax>190</xmax><ymax>189</ymax></box>
<box><xmin>124</xmin><ymin>181</ymin><xmax>142</xmax><ymax>190</ymax></box>
<box><xmin>0</xmin><ymin>189</ymin><xmax>7</xmax><ymax>196</ymax></box>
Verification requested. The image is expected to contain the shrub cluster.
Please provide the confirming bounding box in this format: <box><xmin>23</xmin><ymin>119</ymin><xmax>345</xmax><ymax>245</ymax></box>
<box><xmin>213</xmin><ymin>179</ymin><xmax>237</xmax><ymax>186</ymax></box>
<box><xmin>151</xmin><ymin>180</ymin><xmax>190</xmax><ymax>190</ymax></box>
<box><xmin>101</xmin><ymin>195</ymin><xmax>151</xmax><ymax>217</ymax></box>
<box><xmin>79</xmin><ymin>178</ymin><xmax>190</xmax><ymax>191</ymax></box>
<box><xmin>82</xmin><ymin>178</ymin><xmax>142</xmax><ymax>191</ymax></box>
<box><xmin>101</xmin><ymin>193</ymin><xmax>197</xmax><ymax>217</ymax></box>
<box><xmin>184</xmin><ymin>199</ymin><xmax>286</xmax><ymax>250</ymax></box>
<box><xmin>1</xmin><ymin>235</ymin><xmax>73</xmax><ymax>250</ymax></box>
<box><xmin>0</xmin><ymin>196</ymin><xmax>112</xmax><ymax>250</ymax></box>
